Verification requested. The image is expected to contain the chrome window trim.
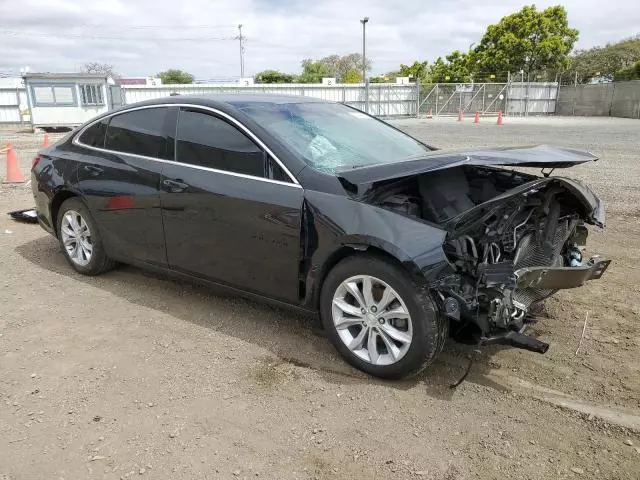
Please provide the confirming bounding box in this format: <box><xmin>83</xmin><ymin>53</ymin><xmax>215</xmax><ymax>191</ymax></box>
<box><xmin>72</xmin><ymin>103</ymin><xmax>302</xmax><ymax>188</ymax></box>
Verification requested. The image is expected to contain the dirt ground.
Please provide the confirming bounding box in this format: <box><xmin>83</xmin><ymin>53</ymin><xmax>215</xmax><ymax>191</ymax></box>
<box><xmin>1</xmin><ymin>116</ymin><xmax>639</xmax><ymax>479</ymax></box>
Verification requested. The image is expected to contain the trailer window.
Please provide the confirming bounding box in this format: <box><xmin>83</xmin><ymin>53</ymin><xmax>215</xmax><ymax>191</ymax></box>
<box><xmin>30</xmin><ymin>84</ymin><xmax>76</xmax><ymax>107</ymax></box>
<box><xmin>80</xmin><ymin>85</ymin><xmax>104</xmax><ymax>106</ymax></box>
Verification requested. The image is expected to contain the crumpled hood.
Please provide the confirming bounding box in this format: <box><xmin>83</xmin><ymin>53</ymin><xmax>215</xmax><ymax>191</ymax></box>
<box><xmin>336</xmin><ymin>145</ymin><xmax>598</xmax><ymax>186</ymax></box>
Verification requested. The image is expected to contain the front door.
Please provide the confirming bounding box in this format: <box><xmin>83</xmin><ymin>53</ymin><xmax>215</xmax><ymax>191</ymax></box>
<box><xmin>160</xmin><ymin>107</ymin><xmax>303</xmax><ymax>302</ymax></box>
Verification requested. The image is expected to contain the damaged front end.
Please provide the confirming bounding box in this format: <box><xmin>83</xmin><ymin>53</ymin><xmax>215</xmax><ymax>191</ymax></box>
<box><xmin>436</xmin><ymin>169</ymin><xmax>609</xmax><ymax>351</ymax></box>
<box><xmin>347</xmin><ymin>154</ymin><xmax>610</xmax><ymax>353</ymax></box>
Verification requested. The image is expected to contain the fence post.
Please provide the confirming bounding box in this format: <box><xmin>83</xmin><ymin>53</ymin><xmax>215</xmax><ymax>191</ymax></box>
<box><xmin>15</xmin><ymin>87</ymin><xmax>23</xmax><ymax>124</ymax></box>
<box><xmin>608</xmin><ymin>81</ymin><xmax>616</xmax><ymax>117</ymax></box>
<box><xmin>505</xmin><ymin>78</ymin><xmax>510</xmax><ymax>116</ymax></box>
<box><xmin>482</xmin><ymin>84</ymin><xmax>486</xmax><ymax>113</ymax></box>
<box><xmin>435</xmin><ymin>84</ymin><xmax>439</xmax><ymax>116</ymax></box>
<box><xmin>524</xmin><ymin>74</ymin><xmax>529</xmax><ymax>117</ymax></box>
<box><xmin>415</xmin><ymin>79</ymin><xmax>420</xmax><ymax>117</ymax></box>
<box><xmin>554</xmin><ymin>82</ymin><xmax>560</xmax><ymax>115</ymax></box>
<box><xmin>366</xmin><ymin>79</ymin><xmax>371</xmax><ymax>114</ymax></box>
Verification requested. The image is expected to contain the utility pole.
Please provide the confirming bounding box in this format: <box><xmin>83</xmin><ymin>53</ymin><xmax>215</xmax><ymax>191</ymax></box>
<box><xmin>237</xmin><ymin>24</ymin><xmax>245</xmax><ymax>79</ymax></box>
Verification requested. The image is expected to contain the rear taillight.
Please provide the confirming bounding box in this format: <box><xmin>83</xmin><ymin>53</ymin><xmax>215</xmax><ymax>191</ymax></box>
<box><xmin>32</xmin><ymin>155</ymin><xmax>41</xmax><ymax>170</ymax></box>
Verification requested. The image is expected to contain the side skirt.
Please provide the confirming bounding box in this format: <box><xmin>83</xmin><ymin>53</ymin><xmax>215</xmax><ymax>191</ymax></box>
<box><xmin>110</xmin><ymin>255</ymin><xmax>319</xmax><ymax>318</ymax></box>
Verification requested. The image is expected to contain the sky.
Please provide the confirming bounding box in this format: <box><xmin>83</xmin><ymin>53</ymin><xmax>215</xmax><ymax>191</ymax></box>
<box><xmin>0</xmin><ymin>0</ymin><xmax>638</xmax><ymax>79</ymax></box>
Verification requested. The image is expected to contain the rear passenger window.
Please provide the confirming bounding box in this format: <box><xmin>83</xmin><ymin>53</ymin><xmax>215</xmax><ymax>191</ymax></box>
<box><xmin>79</xmin><ymin>118</ymin><xmax>108</xmax><ymax>147</ymax></box>
<box><xmin>176</xmin><ymin>109</ymin><xmax>265</xmax><ymax>177</ymax></box>
<box><xmin>105</xmin><ymin>107</ymin><xmax>169</xmax><ymax>159</ymax></box>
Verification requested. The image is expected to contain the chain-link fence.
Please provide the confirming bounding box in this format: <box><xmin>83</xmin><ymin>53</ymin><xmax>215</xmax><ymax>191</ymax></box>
<box><xmin>417</xmin><ymin>82</ymin><xmax>558</xmax><ymax>116</ymax></box>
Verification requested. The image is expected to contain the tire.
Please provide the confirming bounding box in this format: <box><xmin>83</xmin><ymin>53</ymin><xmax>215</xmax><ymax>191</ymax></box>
<box><xmin>320</xmin><ymin>254</ymin><xmax>447</xmax><ymax>379</ymax></box>
<box><xmin>56</xmin><ymin>197</ymin><xmax>115</xmax><ymax>276</ymax></box>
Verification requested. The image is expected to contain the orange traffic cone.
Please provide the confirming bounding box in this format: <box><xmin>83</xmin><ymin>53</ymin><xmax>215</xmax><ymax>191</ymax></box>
<box><xmin>497</xmin><ymin>111</ymin><xmax>504</xmax><ymax>126</ymax></box>
<box><xmin>43</xmin><ymin>133</ymin><xmax>50</xmax><ymax>147</ymax></box>
<box><xmin>474</xmin><ymin>111</ymin><xmax>480</xmax><ymax>124</ymax></box>
<box><xmin>4</xmin><ymin>144</ymin><xmax>25</xmax><ymax>183</ymax></box>
<box><xmin>457</xmin><ymin>109</ymin><xmax>463</xmax><ymax>121</ymax></box>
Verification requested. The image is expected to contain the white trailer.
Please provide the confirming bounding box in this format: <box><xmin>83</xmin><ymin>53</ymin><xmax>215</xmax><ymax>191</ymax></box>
<box><xmin>23</xmin><ymin>73</ymin><xmax>111</xmax><ymax>130</ymax></box>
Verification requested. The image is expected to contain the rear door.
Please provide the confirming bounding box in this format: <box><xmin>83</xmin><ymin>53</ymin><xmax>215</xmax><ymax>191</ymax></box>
<box><xmin>160</xmin><ymin>106</ymin><xmax>303</xmax><ymax>302</ymax></box>
<box><xmin>75</xmin><ymin>106</ymin><xmax>172</xmax><ymax>267</ymax></box>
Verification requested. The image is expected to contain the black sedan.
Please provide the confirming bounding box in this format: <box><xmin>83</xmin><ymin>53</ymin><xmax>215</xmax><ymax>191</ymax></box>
<box><xmin>31</xmin><ymin>95</ymin><xmax>610</xmax><ymax>379</ymax></box>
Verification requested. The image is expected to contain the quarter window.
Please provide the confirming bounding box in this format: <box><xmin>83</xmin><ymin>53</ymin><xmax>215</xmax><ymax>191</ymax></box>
<box><xmin>79</xmin><ymin>84</ymin><xmax>104</xmax><ymax>106</ymax></box>
<box><xmin>176</xmin><ymin>109</ymin><xmax>265</xmax><ymax>178</ymax></box>
<box><xmin>266</xmin><ymin>157</ymin><xmax>291</xmax><ymax>182</ymax></box>
<box><xmin>105</xmin><ymin>107</ymin><xmax>169</xmax><ymax>159</ymax></box>
<box><xmin>79</xmin><ymin>118</ymin><xmax>108</xmax><ymax>147</ymax></box>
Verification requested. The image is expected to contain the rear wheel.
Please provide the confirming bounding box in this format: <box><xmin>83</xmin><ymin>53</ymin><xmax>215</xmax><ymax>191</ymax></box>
<box><xmin>320</xmin><ymin>255</ymin><xmax>447</xmax><ymax>379</ymax></box>
<box><xmin>56</xmin><ymin>198</ymin><xmax>114</xmax><ymax>275</ymax></box>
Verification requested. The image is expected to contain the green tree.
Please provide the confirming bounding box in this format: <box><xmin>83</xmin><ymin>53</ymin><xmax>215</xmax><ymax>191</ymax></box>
<box><xmin>336</xmin><ymin>53</ymin><xmax>371</xmax><ymax>81</ymax></box>
<box><xmin>157</xmin><ymin>69</ymin><xmax>195</xmax><ymax>84</ymax></box>
<box><xmin>254</xmin><ymin>69</ymin><xmax>296</xmax><ymax>83</ymax></box>
<box><xmin>398</xmin><ymin>61</ymin><xmax>430</xmax><ymax>83</ymax></box>
<box><xmin>298</xmin><ymin>59</ymin><xmax>332</xmax><ymax>83</ymax></box>
<box><xmin>369</xmin><ymin>75</ymin><xmax>391</xmax><ymax>83</ymax></box>
<box><xmin>614</xmin><ymin>60</ymin><xmax>640</xmax><ymax>81</ymax></box>
<box><xmin>430</xmin><ymin>51</ymin><xmax>471</xmax><ymax>82</ymax></box>
<box><xmin>298</xmin><ymin>54</ymin><xmax>371</xmax><ymax>83</ymax></box>
<box><xmin>470</xmin><ymin>5</ymin><xmax>578</xmax><ymax>81</ymax></box>
<box><xmin>317</xmin><ymin>55</ymin><xmax>341</xmax><ymax>78</ymax></box>
<box><xmin>571</xmin><ymin>36</ymin><xmax>640</xmax><ymax>83</ymax></box>
<box><xmin>343</xmin><ymin>68</ymin><xmax>363</xmax><ymax>83</ymax></box>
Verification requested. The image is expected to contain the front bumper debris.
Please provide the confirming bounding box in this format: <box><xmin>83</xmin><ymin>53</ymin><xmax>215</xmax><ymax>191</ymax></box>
<box><xmin>480</xmin><ymin>329</ymin><xmax>550</xmax><ymax>354</ymax></box>
<box><xmin>515</xmin><ymin>257</ymin><xmax>611</xmax><ymax>290</ymax></box>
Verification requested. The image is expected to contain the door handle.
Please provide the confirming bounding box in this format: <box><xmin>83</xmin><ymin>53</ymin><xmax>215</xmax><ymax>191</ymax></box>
<box><xmin>162</xmin><ymin>178</ymin><xmax>189</xmax><ymax>192</ymax></box>
<box><xmin>83</xmin><ymin>164</ymin><xmax>103</xmax><ymax>175</ymax></box>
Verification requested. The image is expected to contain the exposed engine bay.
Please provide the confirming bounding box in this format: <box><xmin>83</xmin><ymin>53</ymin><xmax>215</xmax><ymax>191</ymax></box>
<box><xmin>369</xmin><ymin>165</ymin><xmax>610</xmax><ymax>352</ymax></box>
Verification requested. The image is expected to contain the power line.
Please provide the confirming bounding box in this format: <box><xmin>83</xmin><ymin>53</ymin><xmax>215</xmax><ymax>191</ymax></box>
<box><xmin>0</xmin><ymin>29</ymin><xmax>236</xmax><ymax>41</ymax></box>
<box><xmin>98</xmin><ymin>24</ymin><xmax>237</xmax><ymax>30</ymax></box>
<box><xmin>9</xmin><ymin>24</ymin><xmax>237</xmax><ymax>30</ymax></box>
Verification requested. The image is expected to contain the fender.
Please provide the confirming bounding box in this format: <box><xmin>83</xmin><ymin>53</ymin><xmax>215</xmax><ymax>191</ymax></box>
<box><xmin>301</xmin><ymin>190</ymin><xmax>450</xmax><ymax>307</ymax></box>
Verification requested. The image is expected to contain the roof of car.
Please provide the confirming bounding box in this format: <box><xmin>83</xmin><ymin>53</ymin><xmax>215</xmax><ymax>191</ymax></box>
<box><xmin>142</xmin><ymin>93</ymin><xmax>330</xmax><ymax>108</ymax></box>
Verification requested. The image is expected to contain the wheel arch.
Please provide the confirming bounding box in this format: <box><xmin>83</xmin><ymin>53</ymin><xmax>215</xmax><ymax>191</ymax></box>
<box><xmin>50</xmin><ymin>190</ymin><xmax>81</xmax><ymax>237</ymax></box>
<box><xmin>307</xmin><ymin>240</ymin><xmax>426</xmax><ymax>312</ymax></box>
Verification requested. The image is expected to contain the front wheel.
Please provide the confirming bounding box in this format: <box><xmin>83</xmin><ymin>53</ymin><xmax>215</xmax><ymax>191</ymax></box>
<box><xmin>320</xmin><ymin>255</ymin><xmax>447</xmax><ymax>379</ymax></box>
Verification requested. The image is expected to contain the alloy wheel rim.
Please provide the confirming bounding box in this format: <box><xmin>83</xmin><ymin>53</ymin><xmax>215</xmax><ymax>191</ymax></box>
<box><xmin>331</xmin><ymin>275</ymin><xmax>413</xmax><ymax>366</ymax></box>
<box><xmin>60</xmin><ymin>210</ymin><xmax>92</xmax><ymax>267</ymax></box>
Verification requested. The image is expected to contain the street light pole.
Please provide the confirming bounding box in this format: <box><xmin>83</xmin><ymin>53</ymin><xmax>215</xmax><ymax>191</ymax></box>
<box><xmin>360</xmin><ymin>17</ymin><xmax>369</xmax><ymax>82</ymax></box>
<box><xmin>360</xmin><ymin>17</ymin><xmax>369</xmax><ymax>113</ymax></box>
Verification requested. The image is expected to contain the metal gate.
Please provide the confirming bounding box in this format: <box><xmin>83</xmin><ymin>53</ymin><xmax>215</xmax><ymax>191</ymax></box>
<box><xmin>108</xmin><ymin>85</ymin><xmax>124</xmax><ymax>110</ymax></box>
<box><xmin>418</xmin><ymin>82</ymin><xmax>558</xmax><ymax>116</ymax></box>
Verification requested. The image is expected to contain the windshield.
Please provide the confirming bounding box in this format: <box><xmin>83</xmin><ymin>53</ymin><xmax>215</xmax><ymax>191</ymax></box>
<box><xmin>232</xmin><ymin>101</ymin><xmax>431</xmax><ymax>173</ymax></box>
